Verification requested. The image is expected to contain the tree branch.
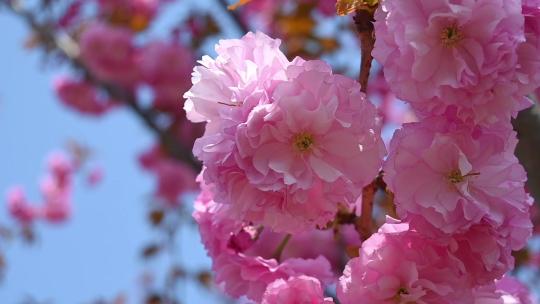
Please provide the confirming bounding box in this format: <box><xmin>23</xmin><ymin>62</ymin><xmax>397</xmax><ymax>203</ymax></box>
<box><xmin>355</xmin><ymin>180</ymin><xmax>377</xmax><ymax>241</ymax></box>
<box><xmin>3</xmin><ymin>1</ymin><xmax>200</xmax><ymax>171</ymax></box>
<box><xmin>353</xmin><ymin>9</ymin><xmax>376</xmax><ymax>93</ymax></box>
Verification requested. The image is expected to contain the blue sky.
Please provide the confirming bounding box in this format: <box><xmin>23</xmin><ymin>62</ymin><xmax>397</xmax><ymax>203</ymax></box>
<box><xmin>0</xmin><ymin>2</ymin><xmax>224</xmax><ymax>303</ymax></box>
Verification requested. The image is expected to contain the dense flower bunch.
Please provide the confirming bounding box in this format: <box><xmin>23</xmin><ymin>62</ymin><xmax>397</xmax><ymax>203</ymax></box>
<box><xmin>186</xmin><ymin>31</ymin><xmax>384</xmax><ymax>302</ymax></box>
<box><xmin>186</xmin><ymin>0</ymin><xmax>539</xmax><ymax>303</ymax></box>
<box><xmin>185</xmin><ymin>32</ymin><xmax>386</xmax><ymax>234</ymax></box>
<box><xmin>49</xmin><ymin>0</ymin><xmax>200</xmax><ymax>207</ymax></box>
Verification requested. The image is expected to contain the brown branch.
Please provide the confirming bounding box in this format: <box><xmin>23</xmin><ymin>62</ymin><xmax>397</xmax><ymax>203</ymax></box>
<box><xmin>353</xmin><ymin>9</ymin><xmax>376</xmax><ymax>93</ymax></box>
<box><xmin>355</xmin><ymin>180</ymin><xmax>377</xmax><ymax>241</ymax></box>
<box><xmin>3</xmin><ymin>1</ymin><xmax>200</xmax><ymax>171</ymax></box>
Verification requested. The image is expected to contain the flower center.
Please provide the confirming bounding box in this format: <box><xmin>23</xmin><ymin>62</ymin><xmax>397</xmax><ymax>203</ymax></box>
<box><xmin>293</xmin><ymin>132</ymin><xmax>314</xmax><ymax>152</ymax></box>
<box><xmin>393</xmin><ymin>287</ymin><xmax>410</xmax><ymax>301</ymax></box>
<box><xmin>441</xmin><ymin>24</ymin><xmax>463</xmax><ymax>47</ymax></box>
<box><xmin>448</xmin><ymin>169</ymin><xmax>480</xmax><ymax>184</ymax></box>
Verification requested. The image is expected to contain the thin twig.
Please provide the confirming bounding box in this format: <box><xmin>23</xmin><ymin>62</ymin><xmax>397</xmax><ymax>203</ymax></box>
<box><xmin>271</xmin><ymin>234</ymin><xmax>292</xmax><ymax>262</ymax></box>
<box><xmin>355</xmin><ymin>180</ymin><xmax>377</xmax><ymax>241</ymax></box>
<box><xmin>353</xmin><ymin>9</ymin><xmax>376</xmax><ymax>93</ymax></box>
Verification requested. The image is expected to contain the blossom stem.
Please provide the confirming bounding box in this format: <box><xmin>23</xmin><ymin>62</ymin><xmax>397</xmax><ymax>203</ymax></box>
<box><xmin>272</xmin><ymin>234</ymin><xmax>292</xmax><ymax>262</ymax></box>
<box><xmin>353</xmin><ymin>9</ymin><xmax>376</xmax><ymax>93</ymax></box>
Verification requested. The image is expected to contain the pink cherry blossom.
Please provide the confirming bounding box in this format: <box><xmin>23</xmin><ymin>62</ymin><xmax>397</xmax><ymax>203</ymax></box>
<box><xmin>39</xmin><ymin>153</ymin><xmax>73</xmax><ymax>223</ymax></box>
<box><xmin>6</xmin><ymin>152</ymin><xmax>74</xmax><ymax>225</ymax></box>
<box><xmin>54</xmin><ymin>78</ymin><xmax>114</xmax><ymax>116</ymax></box>
<box><xmin>139</xmin><ymin>146</ymin><xmax>197</xmax><ymax>205</ymax></box>
<box><xmin>447</xmin><ymin>223</ymin><xmax>515</xmax><ymax>285</ymax></box>
<box><xmin>517</xmin><ymin>0</ymin><xmax>540</xmax><ymax>95</ymax></box>
<box><xmin>6</xmin><ymin>187</ymin><xmax>37</xmax><ymax>224</ymax></box>
<box><xmin>473</xmin><ymin>276</ymin><xmax>535</xmax><ymax>303</ymax></box>
<box><xmin>193</xmin><ymin>177</ymin><xmax>334</xmax><ymax>302</ymax></box>
<box><xmin>494</xmin><ymin>276</ymin><xmax>535</xmax><ymax>304</ymax></box>
<box><xmin>195</xmin><ymin>58</ymin><xmax>385</xmax><ymax>233</ymax></box>
<box><xmin>87</xmin><ymin>166</ymin><xmax>104</xmax><ymax>186</ymax></box>
<box><xmin>184</xmin><ymin>31</ymin><xmax>289</xmax><ymax>125</ymax></box>
<box><xmin>79</xmin><ymin>23</ymin><xmax>139</xmax><ymax>86</ymax></box>
<box><xmin>214</xmin><ymin>254</ymin><xmax>334</xmax><ymax>302</ymax></box>
<box><xmin>139</xmin><ymin>41</ymin><xmax>194</xmax><ymax>111</ymax></box>
<box><xmin>262</xmin><ymin>276</ymin><xmax>335</xmax><ymax>304</ymax></box>
<box><xmin>374</xmin><ymin>0</ymin><xmax>529</xmax><ymax>124</ymax></box>
<box><xmin>338</xmin><ymin>221</ymin><xmax>472</xmax><ymax>304</ymax></box>
<box><xmin>384</xmin><ymin>117</ymin><xmax>532</xmax><ymax>248</ymax></box>
<box><xmin>39</xmin><ymin>176</ymin><xmax>71</xmax><ymax>223</ymax></box>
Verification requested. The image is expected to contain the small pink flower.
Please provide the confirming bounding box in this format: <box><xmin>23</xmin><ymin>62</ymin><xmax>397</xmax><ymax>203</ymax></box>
<box><xmin>39</xmin><ymin>153</ymin><xmax>73</xmax><ymax>223</ymax></box>
<box><xmin>79</xmin><ymin>23</ymin><xmax>139</xmax><ymax>86</ymax></box>
<box><xmin>5</xmin><ymin>152</ymin><xmax>74</xmax><ymax>225</ymax></box>
<box><xmin>139</xmin><ymin>41</ymin><xmax>194</xmax><ymax>111</ymax></box>
<box><xmin>54</xmin><ymin>78</ymin><xmax>114</xmax><ymax>116</ymax></box>
<box><xmin>374</xmin><ymin>0</ymin><xmax>528</xmax><ymax>124</ymax></box>
<box><xmin>262</xmin><ymin>276</ymin><xmax>335</xmax><ymax>304</ymax></box>
<box><xmin>139</xmin><ymin>146</ymin><xmax>197</xmax><ymax>205</ymax></box>
<box><xmin>87</xmin><ymin>166</ymin><xmax>104</xmax><ymax>186</ymax></box>
<box><xmin>6</xmin><ymin>187</ymin><xmax>37</xmax><ymax>224</ymax></box>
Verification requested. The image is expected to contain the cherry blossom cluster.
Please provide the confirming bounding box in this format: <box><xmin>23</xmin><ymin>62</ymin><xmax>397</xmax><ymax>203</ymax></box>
<box><xmin>342</xmin><ymin>0</ymin><xmax>539</xmax><ymax>302</ymax></box>
<box><xmin>186</xmin><ymin>0</ymin><xmax>539</xmax><ymax>303</ymax></box>
<box><xmin>7</xmin><ymin>152</ymin><xmax>73</xmax><ymax>225</ymax></box>
<box><xmin>52</xmin><ymin>0</ymin><xmax>200</xmax><ymax>207</ymax></box>
<box><xmin>185</xmin><ymin>31</ymin><xmax>385</xmax><ymax>302</ymax></box>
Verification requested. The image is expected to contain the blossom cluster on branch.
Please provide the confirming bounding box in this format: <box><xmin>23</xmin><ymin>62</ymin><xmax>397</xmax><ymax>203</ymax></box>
<box><xmin>186</xmin><ymin>0</ymin><xmax>540</xmax><ymax>303</ymax></box>
<box><xmin>3</xmin><ymin>0</ymin><xmax>540</xmax><ymax>302</ymax></box>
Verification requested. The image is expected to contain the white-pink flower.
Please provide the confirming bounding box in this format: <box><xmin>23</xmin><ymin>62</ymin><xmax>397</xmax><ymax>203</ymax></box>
<box><xmin>384</xmin><ymin>117</ymin><xmax>532</xmax><ymax>249</ymax></box>
<box><xmin>374</xmin><ymin>0</ymin><xmax>529</xmax><ymax>124</ymax></box>
<box><xmin>262</xmin><ymin>276</ymin><xmax>335</xmax><ymax>304</ymax></box>
<box><xmin>183</xmin><ymin>31</ymin><xmax>289</xmax><ymax>126</ymax></box>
